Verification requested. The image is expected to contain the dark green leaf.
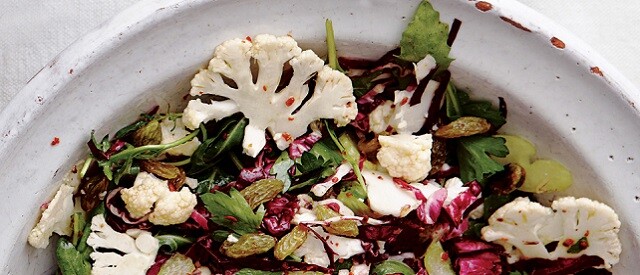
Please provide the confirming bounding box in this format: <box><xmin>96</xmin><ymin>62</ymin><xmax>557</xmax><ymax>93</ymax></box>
<box><xmin>270</xmin><ymin>151</ymin><xmax>294</xmax><ymax>192</ymax></box>
<box><xmin>464</xmin><ymin>220</ymin><xmax>487</xmax><ymax>238</ymax></box>
<box><xmin>483</xmin><ymin>194</ymin><xmax>517</xmax><ymax>220</ymax></box>
<box><xmin>351</xmin><ymin>70</ymin><xmax>384</xmax><ymax>98</ymax></box>
<box><xmin>195</xmin><ymin>167</ymin><xmax>234</xmax><ymax>194</ymax></box>
<box><xmin>446</xmin><ymin>85</ymin><xmax>506</xmax><ymax>128</ymax></box>
<box><xmin>114</xmin><ymin>120</ymin><xmax>147</xmax><ymax>140</ymax></box>
<box><xmin>56</xmin><ymin>238</ymin><xmax>91</xmax><ymax>275</ymax></box>
<box><xmin>189</xmin><ymin>117</ymin><xmax>247</xmax><ymax>175</ymax></box>
<box><xmin>200</xmin><ymin>188</ymin><xmax>263</xmax><ymax>235</ymax></box>
<box><xmin>289</xmin><ymin>166</ymin><xmax>336</xmax><ymax>191</ymax></box>
<box><xmin>77</xmin><ymin>203</ymin><xmax>105</xmax><ymax>256</ymax></box>
<box><xmin>457</xmin><ymin>136</ymin><xmax>508</xmax><ymax>183</ymax></box>
<box><xmin>156</xmin><ymin>235</ymin><xmax>194</xmax><ymax>252</ymax></box>
<box><xmin>372</xmin><ymin>260</ymin><xmax>415</xmax><ymax>275</ymax></box>
<box><xmin>212</xmin><ymin>230</ymin><xmax>234</xmax><ymax>242</ymax></box>
<box><xmin>399</xmin><ymin>0</ymin><xmax>453</xmax><ymax>69</ymax></box>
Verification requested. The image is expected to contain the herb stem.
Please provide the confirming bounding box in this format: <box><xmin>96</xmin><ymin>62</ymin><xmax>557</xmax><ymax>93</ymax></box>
<box><xmin>166</xmin><ymin>158</ymin><xmax>191</xmax><ymax>166</ymax></box>
<box><xmin>109</xmin><ymin>129</ymin><xmax>200</xmax><ymax>162</ymax></box>
<box><xmin>228</xmin><ymin>152</ymin><xmax>244</xmax><ymax>171</ymax></box>
<box><xmin>79</xmin><ymin>156</ymin><xmax>93</xmax><ymax>179</ymax></box>
<box><xmin>325</xmin><ymin>19</ymin><xmax>343</xmax><ymax>72</ymax></box>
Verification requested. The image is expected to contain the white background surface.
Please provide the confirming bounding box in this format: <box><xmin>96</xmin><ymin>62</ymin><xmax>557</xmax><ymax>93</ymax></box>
<box><xmin>1</xmin><ymin>0</ymin><xmax>639</xmax><ymax>110</ymax></box>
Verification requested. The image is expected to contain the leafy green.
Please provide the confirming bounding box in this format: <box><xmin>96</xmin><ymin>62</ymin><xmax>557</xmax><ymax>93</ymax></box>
<box><xmin>324</xmin><ymin>121</ymin><xmax>366</xmax><ymax>194</ymax></box>
<box><xmin>567</xmin><ymin>237</ymin><xmax>589</xmax><ymax>254</ymax></box>
<box><xmin>325</xmin><ymin>19</ymin><xmax>343</xmax><ymax>72</ymax></box>
<box><xmin>351</xmin><ymin>70</ymin><xmax>384</xmax><ymax>98</ymax></box>
<box><xmin>270</xmin><ymin>151</ymin><xmax>294</xmax><ymax>192</ymax></box>
<box><xmin>372</xmin><ymin>260</ymin><xmax>416</xmax><ymax>275</ymax></box>
<box><xmin>464</xmin><ymin>220</ymin><xmax>487</xmax><ymax>238</ymax></box>
<box><xmin>235</xmin><ymin>269</ymin><xmax>281</xmax><ymax>275</ymax></box>
<box><xmin>289</xmin><ymin>166</ymin><xmax>336</xmax><ymax>191</ymax></box>
<box><xmin>483</xmin><ymin>193</ymin><xmax>517</xmax><ymax>220</ymax></box>
<box><xmin>445</xmin><ymin>83</ymin><xmax>506</xmax><ymax>128</ymax></box>
<box><xmin>56</xmin><ymin>238</ymin><xmax>91</xmax><ymax>275</ymax></box>
<box><xmin>76</xmin><ymin>203</ymin><xmax>105</xmax><ymax>257</ymax></box>
<box><xmin>156</xmin><ymin>235</ymin><xmax>194</xmax><ymax>252</ymax></box>
<box><xmin>337</xmin><ymin>181</ymin><xmax>375</xmax><ymax>216</ymax></box>
<box><xmin>457</xmin><ymin>136</ymin><xmax>508</xmax><ymax>183</ymax></box>
<box><xmin>189</xmin><ymin>117</ymin><xmax>247</xmax><ymax>175</ymax></box>
<box><xmin>200</xmin><ymin>188</ymin><xmax>264</xmax><ymax>235</ymax></box>
<box><xmin>195</xmin><ymin>167</ymin><xmax>234</xmax><ymax>194</ymax></box>
<box><xmin>113</xmin><ymin>120</ymin><xmax>147</xmax><ymax>140</ymax></box>
<box><xmin>212</xmin><ymin>230</ymin><xmax>235</xmax><ymax>242</ymax></box>
<box><xmin>399</xmin><ymin>0</ymin><xmax>453</xmax><ymax>69</ymax></box>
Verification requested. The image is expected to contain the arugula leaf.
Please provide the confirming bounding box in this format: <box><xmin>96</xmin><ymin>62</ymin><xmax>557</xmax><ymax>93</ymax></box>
<box><xmin>76</xmin><ymin>203</ymin><xmax>105</xmax><ymax>260</ymax></box>
<box><xmin>372</xmin><ymin>260</ymin><xmax>416</xmax><ymax>275</ymax></box>
<box><xmin>289</xmin><ymin>166</ymin><xmax>336</xmax><ymax>191</ymax></box>
<box><xmin>351</xmin><ymin>70</ymin><xmax>384</xmax><ymax>98</ymax></box>
<box><xmin>446</xmin><ymin>83</ymin><xmax>506</xmax><ymax>128</ymax></box>
<box><xmin>399</xmin><ymin>0</ymin><xmax>453</xmax><ymax>69</ymax></box>
<box><xmin>114</xmin><ymin>120</ymin><xmax>147</xmax><ymax>140</ymax></box>
<box><xmin>189</xmin><ymin>117</ymin><xmax>247</xmax><ymax>175</ymax></box>
<box><xmin>200</xmin><ymin>188</ymin><xmax>264</xmax><ymax>235</ymax></box>
<box><xmin>195</xmin><ymin>167</ymin><xmax>234</xmax><ymax>194</ymax></box>
<box><xmin>295</xmin><ymin>139</ymin><xmax>342</xmax><ymax>174</ymax></box>
<box><xmin>324</xmin><ymin>121</ymin><xmax>366</xmax><ymax>194</ymax></box>
<box><xmin>156</xmin><ymin>235</ymin><xmax>194</xmax><ymax>252</ymax></box>
<box><xmin>270</xmin><ymin>151</ymin><xmax>294</xmax><ymax>192</ymax></box>
<box><xmin>457</xmin><ymin>136</ymin><xmax>508</xmax><ymax>183</ymax></box>
<box><xmin>56</xmin><ymin>238</ymin><xmax>91</xmax><ymax>275</ymax></box>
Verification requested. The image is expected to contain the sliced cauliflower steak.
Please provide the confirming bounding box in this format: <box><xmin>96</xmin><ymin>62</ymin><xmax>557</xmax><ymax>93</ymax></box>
<box><xmin>481</xmin><ymin>197</ymin><xmax>621</xmax><ymax>268</ymax></box>
<box><xmin>28</xmin><ymin>184</ymin><xmax>75</xmax><ymax>248</ymax></box>
<box><xmin>87</xmin><ymin>215</ymin><xmax>159</xmax><ymax>275</ymax></box>
<box><xmin>184</xmin><ymin>34</ymin><xmax>357</xmax><ymax>157</ymax></box>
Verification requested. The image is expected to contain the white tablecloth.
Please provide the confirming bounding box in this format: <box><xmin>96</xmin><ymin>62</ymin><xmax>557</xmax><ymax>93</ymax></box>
<box><xmin>1</xmin><ymin>0</ymin><xmax>639</xmax><ymax>110</ymax></box>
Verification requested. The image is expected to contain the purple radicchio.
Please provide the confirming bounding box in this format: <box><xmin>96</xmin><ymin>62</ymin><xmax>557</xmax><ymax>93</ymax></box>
<box><xmin>288</xmin><ymin>130</ymin><xmax>322</xmax><ymax>159</ymax></box>
<box><xmin>261</xmin><ymin>194</ymin><xmax>299</xmax><ymax>236</ymax></box>
<box><xmin>445</xmin><ymin>237</ymin><xmax>506</xmax><ymax>275</ymax></box>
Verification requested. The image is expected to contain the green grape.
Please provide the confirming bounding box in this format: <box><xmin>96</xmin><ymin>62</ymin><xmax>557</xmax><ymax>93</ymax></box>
<box><xmin>493</xmin><ymin>135</ymin><xmax>573</xmax><ymax>193</ymax></box>
<box><xmin>424</xmin><ymin>240</ymin><xmax>455</xmax><ymax>275</ymax></box>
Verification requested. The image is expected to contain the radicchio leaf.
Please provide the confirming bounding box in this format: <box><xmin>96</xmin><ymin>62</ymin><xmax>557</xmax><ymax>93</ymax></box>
<box><xmin>443</xmin><ymin>181</ymin><xmax>481</xmax><ymax>225</ymax></box>
<box><xmin>261</xmin><ymin>195</ymin><xmax>299</xmax><ymax>237</ymax></box>
<box><xmin>417</xmin><ymin>188</ymin><xmax>447</xmax><ymax>225</ymax></box>
<box><xmin>288</xmin><ymin>131</ymin><xmax>322</xmax><ymax>159</ymax></box>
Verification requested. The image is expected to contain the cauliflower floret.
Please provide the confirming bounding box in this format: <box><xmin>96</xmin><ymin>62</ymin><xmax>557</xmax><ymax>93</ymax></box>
<box><xmin>376</xmin><ymin>133</ymin><xmax>433</xmax><ymax>182</ymax></box>
<box><xmin>481</xmin><ymin>197</ymin><xmax>621</xmax><ymax>268</ymax></box>
<box><xmin>120</xmin><ymin>172</ymin><xmax>197</xmax><ymax>225</ymax></box>
<box><xmin>28</xmin><ymin>184</ymin><xmax>75</xmax><ymax>248</ymax></box>
<box><xmin>87</xmin><ymin>215</ymin><xmax>159</xmax><ymax>275</ymax></box>
<box><xmin>159</xmin><ymin>118</ymin><xmax>201</xmax><ymax>156</ymax></box>
<box><xmin>183</xmin><ymin>34</ymin><xmax>357</xmax><ymax>157</ymax></box>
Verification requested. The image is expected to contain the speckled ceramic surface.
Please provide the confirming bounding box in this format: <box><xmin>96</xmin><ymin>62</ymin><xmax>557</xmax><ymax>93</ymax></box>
<box><xmin>1</xmin><ymin>0</ymin><xmax>638</xmax><ymax>273</ymax></box>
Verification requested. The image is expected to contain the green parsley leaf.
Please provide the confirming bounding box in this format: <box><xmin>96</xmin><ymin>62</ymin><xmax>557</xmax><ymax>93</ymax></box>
<box><xmin>457</xmin><ymin>136</ymin><xmax>509</xmax><ymax>183</ymax></box>
<box><xmin>195</xmin><ymin>167</ymin><xmax>234</xmax><ymax>194</ymax></box>
<box><xmin>200</xmin><ymin>188</ymin><xmax>264</xmax><ymax>235</ymax></box>
<box><xmin>399</xmin><ymin>0</ymin><xmax>453</xmax><ymax>69</ymax></box>
<box><xmin>156</xmin><ymin>235</ymin><xmax>194</xmax><ymax>252</ymax></box>
<box><xmin>189</xmin><ymin>117</ymin><xmax>247</xmax><ymax>175</ymax></box>
<box><xmin>56</xmin><ymin>238</ymin><xmax>91</xmax><ymax>275</ymax></box>
<box><xmin>446</xmin><ymin>83</ymin><xmax>506</xmax><ymax>128</ymax></box>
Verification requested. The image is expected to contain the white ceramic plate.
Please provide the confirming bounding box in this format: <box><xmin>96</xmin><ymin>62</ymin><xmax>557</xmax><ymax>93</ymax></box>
<box><xmin>1</xmin><ymin>0</ymin><xmax>638</xmax><ymax>273</ymax></box>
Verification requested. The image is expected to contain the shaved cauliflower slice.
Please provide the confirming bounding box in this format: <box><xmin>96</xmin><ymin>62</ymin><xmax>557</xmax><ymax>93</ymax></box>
<box><xmin>28</xmin><ymin>184</ymin><xmax>75</xmax><ymax>248</ymax></box>
<box><xmin>481</xmin><ymin>197</ymin><xmax>621</xmax><ymax>268</ymax></box>
<box><xmin>376</xmin><ymin>133</ymin><xmax>433</xmax><ymax>182</ymax></box>
<box><xmin>183</xmin><ymin>34</ymin><xmax>357</xmax><ymax>157</ymax></box>
<box><xmin>159</xmin><ymin>118</ymin><xmax>201</xmax><ymax>156</ymax></box>
<box><xmin>87</xmin><ymin>215</ymin><xmax>159</xmax><ymax>275</ymax></box>
<box><xmin>120</xmin><ymin>172</ymin><xmax>197</xmax><ymax>225</ymax></box>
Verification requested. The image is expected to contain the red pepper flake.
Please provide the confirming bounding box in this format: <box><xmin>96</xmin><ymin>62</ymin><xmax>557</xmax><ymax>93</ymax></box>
<box><xmin>441</xmin><ymin>251</ymin><xmax>450</xmax><ymax>261</ymax></box>
<box><xmin>331</xmin><ymin>177</ymin><xmax>339</xmax><ymax>183</ymax></box>
<box><xmin>496</xmin><ymin>218</ymin><xmax>504</xmax><ymax>222</ymax></box>
<box><xmin>69</xmin><ymin>68</ymin><xmax>74</xmax><ymax>74</ymax></box>
<box><xmin>224</xmin><ymin>215</ymin><xmax>238</xmax><ymax>222</ymax></box>
<box><xmin>71</xmin><ymin>165</ymin><xmax>78</xmax><ymax>173</ymax></box>
<box><xmin>578</xmin><ymin>238</ymin><xmax>589</xmax><ymax>249</ymax></box>
<box><xmin>223</xmin><ymin>132</ymin><xmax>229</xmax><ymax>140</ymax></box>
<box><xmin>40</xmin><ymin>202</ymin><xmax>50</xmax><ymax>211</ymax></box>
<box><xmin>285</xmin><ymin>97</ymin><xmax>295</xmax><ymax>107</ymax></box>
<box><xmin>262</xmin><ymin>85</ymin><xmax>267</xmax><ymax>92</ymax></box>
<box><xmin>245</xmin><ymin>36</ymin><xmax>252</xmax><ymax>42</ymax></box>
<box><xmin>345</xmin><ymin>193</ymin><xmax>353</xmax><ymax>198</ymax></box>
<box><xmin>563</xmin><ymin>239</ymin><xmax>575</xmax><ymax>247</ymax></box>
<box><xmin>168</xmin><ymin>182</ymin><xmax>177</xmax><ymax>192</ymax></box>
<box><xmin>377</xmin><ymin>176</ymin><xmax>383</xmax><ymax>180</ymax></box>
<box><xmin>51</xmin><ymin>137</ymin><xmax>60</xmax><ymax>146</ymax></box>
<box><xmin>288</xmin><ymin>117</ymin><xmax>295</xmax><ymax>121</ymax></box>
<box><xmin>400</xmin><ymin>96</ymin><xmax>409</xmax><ymax>106</ymax></box>
<box><xmin>584</xmin><ymin>230</ymin><xmax>590</xmax><ymax>237</ymax></box>
<box><xmin>282</xmin><ymin>132</ymin><xmax>292</xmax><ymax>142</ymax></box>
<box><xmin>524</xmin><ymin>241</ymin><xmax>539</xmax><ymax>245</ymax></box>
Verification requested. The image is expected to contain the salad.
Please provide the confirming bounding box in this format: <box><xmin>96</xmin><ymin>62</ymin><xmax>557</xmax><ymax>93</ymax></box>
<box><xmin>28</xmin><ymin>1</ymin><xmax>621</xmax><ymax>274</ymax></box>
